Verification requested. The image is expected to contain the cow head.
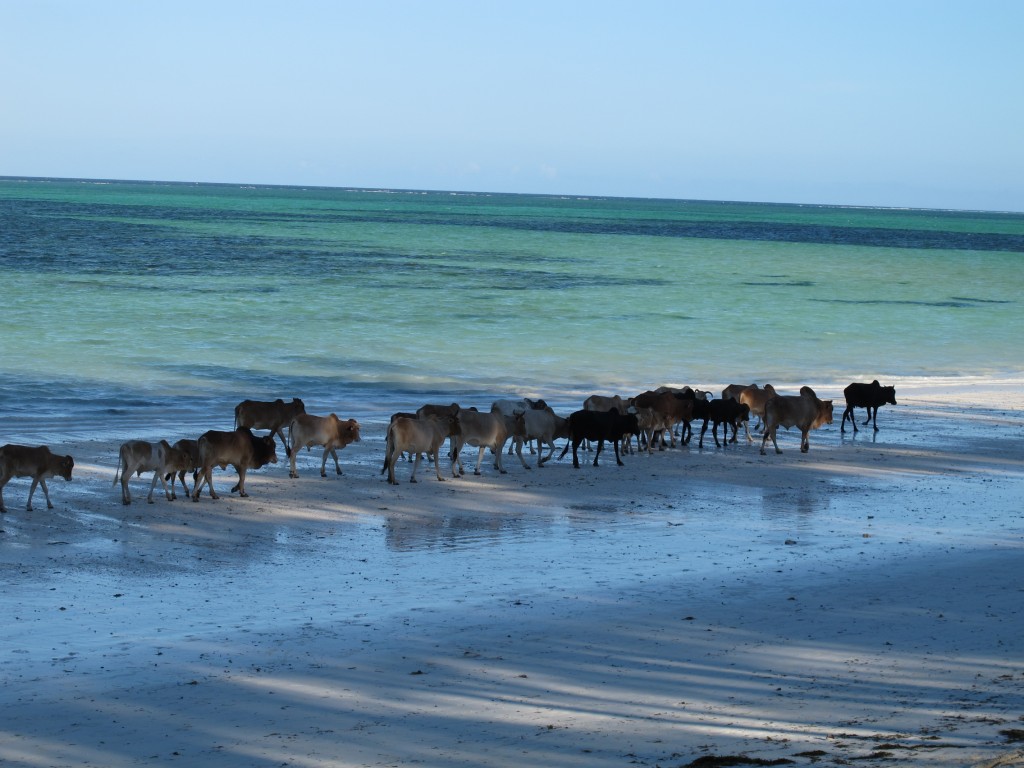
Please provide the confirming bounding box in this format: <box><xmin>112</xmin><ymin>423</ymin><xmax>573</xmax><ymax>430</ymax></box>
<box><xmin>59</xmin><ymin>455</ymin><xmax>75</xmax><ymax>481</ymax></box>
<box><xmin>818</xmin><ymin>400</ymin><xmax>834</xmax><ymax>427</ymax></box>
<box><xmin>883</xmin><ymin>386</ymin><xmax>897</xmax><ymax>406</ymax></box>
<box><xmin>343</xmin><ymin>419</ymin><xmax>361</xmax><ymax>443</ymax></box>
<box><xmin>254</xmin><ymin>434</ymin><xmax>279</xmax><ymax>467</ymax></box>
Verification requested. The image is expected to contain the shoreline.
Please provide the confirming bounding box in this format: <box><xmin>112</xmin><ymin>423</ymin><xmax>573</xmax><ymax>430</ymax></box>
<box><xmin>2</xmin><ymin>379</ymin><xmax>1023</xmax><ymax>767</ymax></box>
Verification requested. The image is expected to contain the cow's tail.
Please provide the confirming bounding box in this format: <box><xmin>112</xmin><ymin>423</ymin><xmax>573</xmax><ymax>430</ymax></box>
<box><xmin>381</xmin><ymin>422</ymin><xmax>395</xmax><ymax>475</ymax></box>
<box><xmin>111</xmin><ymin>447</ymin><xmax>124</xmax><ymax>486</ymax></box>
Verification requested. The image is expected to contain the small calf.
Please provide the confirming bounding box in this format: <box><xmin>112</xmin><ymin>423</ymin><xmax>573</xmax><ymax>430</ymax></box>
<box><xmin>0</xmin><ymin>444</ymin><xmax>74</xmax><ymax>513</ymax></box>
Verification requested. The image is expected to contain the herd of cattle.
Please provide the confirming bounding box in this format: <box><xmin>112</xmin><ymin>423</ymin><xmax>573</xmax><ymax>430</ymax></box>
<box><xmin>0</xmin><ymin>380</ymin><xmax>898</xmax><ymax>512</ymax></box>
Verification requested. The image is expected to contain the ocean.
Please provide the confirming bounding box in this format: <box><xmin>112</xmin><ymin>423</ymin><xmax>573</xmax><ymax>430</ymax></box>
<box><xmin>1</xmin><ymin>176</ymin><xmax>1022</xmax><ymax>443</ymax></box>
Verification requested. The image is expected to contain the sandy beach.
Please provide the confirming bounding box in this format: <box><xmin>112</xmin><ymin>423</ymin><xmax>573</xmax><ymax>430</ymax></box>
<box><xmin>2</xmin><ymin>379</ymin><xmax>1023</xmax><ymax>767</ymax></box>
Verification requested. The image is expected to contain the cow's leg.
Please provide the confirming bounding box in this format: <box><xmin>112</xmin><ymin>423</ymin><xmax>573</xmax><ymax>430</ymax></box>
<box><xmin>430</xmin><ymin>445</ymin><xmax>446</xmax><ymax>481</ymax></box>
<box><xmin>610</xmin><ymin>439</ymin><xmax>623</xmax><ymax>466</ymax></box>
<box><xmin>0</xmin><ymin>477</ymin><xmax>7</xmax><ymax>513</ymax></box>
<box><xmin>192</xmin><ymin>467</ymin><xmax>210</xmax><ymax>500</ymax></box>
<box><xmin>272</xmin><ymin>428</ymin><xmax>292</xmax><ymax>459</ymax></box>
<box><xmin>698</xmin><ymin>419</ymin><xmax>709</xmax><ymax>449</ymax></box>
<box><xmin>593</xmin><ymin>439</ymin><xmax>605</xmax><ymax>467</ymax></box>
<box><xmin>473</xmin><ymin>446</ymin><xmax>486</xmax><ymax>476</ymax></box>
<box><xmin>232</xmin><ymin>467</ymin><xmax>248</xmax><ymax>496</ymax></box>
<box><xmin>572</xmin><ymin>439</ymin><xmax>583</xmax><ymax>469</ymax></box>
<box><xmin>759</xmin><ymin>428</ymin><xmax>777</xmax><ymax>455</ymax></box>
<box><xmin>410</xmin><ymin>452</ymin><xmax>421</xmax><ymax>483</ymax></box>
<box><xmin>289</xmin><ymin>445</ymin><xmax>300</xmax><ymax>479</ymax></box>
<box><xmin>862</xmin><ymin>407</ymin><xmax>873</xmax><ymax>427</ymax></box>
<box><xmin>147</xmin><ymin>472</ymin><xmax>160</xmax><ymax>503</ymax></box>
<box><xmin>743</xmin><ymin>417</ymin><xmax>755</xmax><ymax>443</ymax></box>
<box><xmin>121</xmin><ymin>473</ymin><xmax>132</xmax><ymax>505</ymax></box>
<box><xmin>204</xmin><ymin>467</ymin><xmax>220</xmax><ymax>499</ymax></box>
<box><xmin>537</xmin><ymin>439</ymin><xmax>555</xmax><ymax>467</ymax></box>
<box><xmin>800</xmin><ymin>429</ymin><xmax>811</xmax><ymax>453</ymax></box>
<box><xmin>514</xmin><ymin>437</ymin><xmax>532</xmax><ymax>470</ymax></box>
<box><xmin>320</xmin><ymin>446</ymin><xmax>341</xmax><ymax>477</ymax></box>
<box><xmin>870</xmin><ymin>406</ymin><xmax>879</xmax><ymax>431</ymax></box>
<box><xmin>33</xmin><ymin>477</ymin><xmax>52</xmax><ymax>511</ymax></box>
<box><xmin>492</xmin><ymin>441</ymin><xmax>507</xmax><ymax>474</ymax></box>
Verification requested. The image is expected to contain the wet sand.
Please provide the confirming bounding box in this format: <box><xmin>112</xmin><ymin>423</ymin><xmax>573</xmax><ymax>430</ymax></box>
<box><xmin>2</xmin><ymin>381</ymin><xmax>1024</xmax><ymax>767</ymax></box>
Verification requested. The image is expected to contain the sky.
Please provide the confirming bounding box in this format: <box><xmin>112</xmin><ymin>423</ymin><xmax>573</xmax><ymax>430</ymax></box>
<box><xmin>2</xmin><ymin>1</ymin><xmax>1023</xmax><ymax>211</ymax></box>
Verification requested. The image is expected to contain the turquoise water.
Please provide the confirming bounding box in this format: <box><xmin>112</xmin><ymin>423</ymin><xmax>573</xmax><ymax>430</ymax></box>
<box><xmin>1</xmin><ymin>177</ymin><xmax>1022</xmax><ymax>439</ymax></box>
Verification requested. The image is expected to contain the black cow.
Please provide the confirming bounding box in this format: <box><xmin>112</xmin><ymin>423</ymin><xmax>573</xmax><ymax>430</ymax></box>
<box><xmin>558</xmin><ymin>408</ymin><xmax>640</xmax><ymax>468</ymax></box>
<box><xmin>841</xmin><ymin>380</ymin><xmax>897</xmax><ymax>433</ymax></box>
<box><xmin>698</xmin><ymin>399</ymin><xmax>751</xmax><ymax>448</ymax></box>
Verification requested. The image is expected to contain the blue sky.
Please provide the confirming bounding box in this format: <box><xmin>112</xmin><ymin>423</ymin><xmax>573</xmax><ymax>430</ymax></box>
<box><xmin>3</xmin><ymin>1</ymin><xmax>1022</xmax><ymax>211</ymax></box>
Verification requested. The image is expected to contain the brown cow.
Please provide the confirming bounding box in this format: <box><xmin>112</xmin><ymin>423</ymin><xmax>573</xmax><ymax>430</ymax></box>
<box><xmin>760</xmin><ymin>389</ymin><xmax>834</xmax><ymax>455</ymax></box>
<box><xmin>416</xmin><ymin>402</ymin><xmax>461</xmax><ymax>459</ymax></box>
<box><xmin>633</xmin><ymin>390</ymin><xmax>700</xmax><ymax>446</ymax></box>
<box><xmin>385</xmin><ymin>414</ymin><xmax>460</xmax><ymax>484</ymax></box>
<box><xmin>287</xmin><ymin>413</ymin><xmax>361</xmax><ymax>478</ymax></box>
<box><xmin>113</xmin><ymin>439</ymin><xmax>193</xmax><ymax>504</ymax></box>
<box><xmin>452</xmin><ymin>407</ymin><xmax>509</xmax><ymax>477</ymax></box>
<box><xmin>739</xmin><ymin>384</ymin><xmax>778</xmax><ymax>441</ymax></box>
<box><xmin>0</xmin><ymin>444</ymin><xmax>74</xmax><ymax>513</ymax></box>
<box><xmin>234</xmin><ymin>398</ymin><xmax>305</xmax><ymax>457</ymax></box>
<box><xmin>191</xmin><ymin>428</ymin><xmax>278</xmax><ymax>500</ymax></box>
<box><xmin>165</xmin><ymin>438</ymin><xmax>201</xmax><ymax>497</ymax></box>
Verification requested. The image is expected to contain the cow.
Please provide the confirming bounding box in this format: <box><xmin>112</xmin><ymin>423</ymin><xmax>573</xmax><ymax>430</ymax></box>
<box><xmin>165</xmin><ymin>438</ymin><xmax>201</xmax><ymax>497</ymax></box>
<box><xmin>452</xmin><ymin>407</ymin><xmax>509</xmax><ymax>477</ymax></box>
<box><xmin>113</xmin><ymin>439</ymin><xmax>194</xmax><ymax>504</ymax></box>
<box><xmin>233</xmin><ymin>398</ymin><xmax>305</xmax><ymax>457</ymax></box>
<box><xmin>511</xmin><ymin>407</ymin><xmax>570</xmax><ymax>468</ymax></box>
<box><xmin>492</xmin><ymin>398</ymin><xmax>550</xmax><ymax>454</ymax></box>
<box><xmin>385</xmin><ymin>414</ymin><xmax>460</xmax><ymax>484</ymax></box>
<box><xmin>630</xmin><ymin>393</ymin><xmax>688</xmax><ymax>448</ymax></box>
<box><xmin>558</xmin><ymin>408</ymin><xmax>640</xmax><ymax>468</ymax></box>
<box><xmin>739</xmin><ymin>384</ymin><xmax>778</xmax><ymax>441</ymax></box>
<box><xmin>698</xmin><ymin>399</ymin><xmax>751</xmax><ymax>448</ymax></box>
<box><xmin>760</xmin><ymin>390</ymin><xmax>834</xmax><ymax>455</ymax></box>
<box><xmin>0</xmin><ymin>444</ymin><xmax>74</xmax><ymax>513</ymax></box>
<box><xmin>633</xmin><ymin>390</ymin><xmax>701</xmax><ymax>447</ymax></box>
<box><xmin>631</xmin><ymin>406</ymin><xmax>673</xmax><ymax>454</ymax></box>
<box><xmin>416</xmin><ymin>402</ymin><xmax>462</xmax><ymax>458</ymax></box>
<box><xmin>841</xmin><ymin>380</ymin><xmax>897</xmax><ymax>433</ymax></box>
<box><xmin>191</xmin><ymin>428</ymin><xmax>278</xmax><ymax>500</ymax></box>
<box><xmin>287</xmin><ymin>413</ymin><xmax>361</xmax><ymax>478</ymax></box>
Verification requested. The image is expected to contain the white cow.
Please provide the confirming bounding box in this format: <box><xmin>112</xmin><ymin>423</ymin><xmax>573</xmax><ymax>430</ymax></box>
<box><xmin>113</xmin><ymin>439</ymin><xmax>192</xmax><ymax>504</ymax></box>
<box><xmin>511</xmin><ymin>408</ymin><xmax>569</xmax><ymax>468</ymax></box>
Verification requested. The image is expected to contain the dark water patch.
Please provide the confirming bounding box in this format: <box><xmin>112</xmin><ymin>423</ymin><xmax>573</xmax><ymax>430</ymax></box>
<box><xmin>949</xmin><ymin>296</ymin><xmax>1014</xmax><ymax>304</ymax></box>
<box><xmin>742</xmin><ymin>280</ymin><xmax>816</xmax><ymax>287</ymax></box>
<box><xmin>9</xmin><ymin>195</ymin><xmax>1024</xmax><ymax>255</ymax></box>
<box><xmin>813</xmin><ymin>298</ymin><xmax>1004</xmax><ymax>309</ymax></box>
<box><xmin>323</xmin><ymin>212</ymin><xmax>1024</xmax><ymax>252</ymax></box>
